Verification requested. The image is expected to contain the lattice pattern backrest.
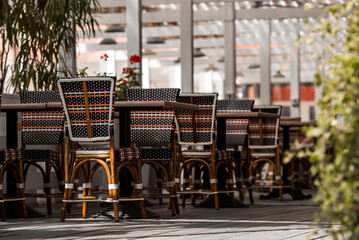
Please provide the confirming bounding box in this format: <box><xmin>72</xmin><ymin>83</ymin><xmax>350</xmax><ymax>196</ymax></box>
<box><xmin>57</xmin><ymin>77</ymin><xmax>115</xmax><ymax>142</ymax></box>
<box><xmin>216</xmin><ymin>99</ymin><xmax>254</xmax><ymax>147</ymax></box>
<box><xmin>125</xmin><ymin>88</ymin><xmax>180</xmax><ymax>101</ymax></box>
<box><xmin>20</xmin><ymin>91</ymin><xmax>64</xmax><ymax>145</ymax></box>
<box><xmin>126</xmin><ymin>88</ymin><xmax>180</xmax><ymax>146</ymax></box>
<box><xmin>175</xmin><ymin>93</ymin><xmax>217</xmax><ymax>145</ymax></box>
<box><xmin>248</xmin><ymin>105</ymin><xmax>282</xmax><ymax>148</ymax></box>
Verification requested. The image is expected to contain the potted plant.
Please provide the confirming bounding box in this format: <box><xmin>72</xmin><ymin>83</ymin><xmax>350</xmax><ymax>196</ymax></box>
<box><xmin>116</xmin><ymin>54</ymin><xmax>142</xmax><ymax>101</ymax></box>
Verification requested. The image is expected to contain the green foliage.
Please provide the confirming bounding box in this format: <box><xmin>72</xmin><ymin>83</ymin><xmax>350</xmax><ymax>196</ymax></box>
<box><xmin>297</xmin><ymin>1</ymin><xmax>359</xmax><ymax>239</ymax></box>
<box><xmin>0</xmin><ymin>0</ymin><xmax>100</xmax><ymax>92</ymax></box>
<box><xmin>116</xmin><ymin>79</ymin><xmax>141</xmax><ymax>101</ymax></box>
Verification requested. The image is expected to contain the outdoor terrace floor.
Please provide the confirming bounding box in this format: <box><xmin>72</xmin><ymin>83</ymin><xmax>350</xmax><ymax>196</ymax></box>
<box><xmin>0</xmin><ymin>189</ymin><xmax>330</xmax><ymax>240</ymax></box>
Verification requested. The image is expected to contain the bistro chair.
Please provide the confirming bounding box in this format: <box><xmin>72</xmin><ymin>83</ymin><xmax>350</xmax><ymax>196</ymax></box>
<box><xmin>247</xmin><ymin>105</ymin><xmax>284</xmax><ymax>200</ymax></box>
<box><xmin>57</xmin><ymin>77</ymin><xmax>145</xmax><ymax>222</ymax></box>
<box><xmin>175</xmin><ymin>93</ymin><xmax>233</xmax><ymax>210</ymax></box>
<box><xmin>216</xmin><ymin>99</ymin><xmax>255</xmax><ymax>204</ymax></box>
<box><xmin>125</xmin><ymin>88</ymin><xmax>180</xmax><ymax>216</ymax></box>
<box><xmin>280</xmin><ymin>117</ymin><xmax>314</xmax><ymax>191</ymax></box>
<box><xmin>0</xmin><ymin>83</ymin><xmax>28</xmax><ymax>221</ymax></box>
<box><xmin>19</xmin><ymin>91</ymin><xmax>65</xmax><ymax>215</ymax></box>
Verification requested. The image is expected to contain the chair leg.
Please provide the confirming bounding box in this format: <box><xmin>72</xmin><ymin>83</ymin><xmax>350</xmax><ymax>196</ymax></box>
<box><xmin>0</xmin><ymin>199</ymin><xmax>5</xmax><ymax>221</ymax></box>
<box><xmin>168</xmin><ymin>186</ymin><xmax>177</xmax><ymax>216</ymax></box>
<box><xmin>241</xmin><ymin>160</ymin><xmax>254</xmax><ymax>204</ymax></box>
<box><xmin>168</xmin><ymin>160</ymin><xmax>179</xmax><ymax>215</ymax></box>
<box><xmin>60</xmin><ymin>188</ymin><xmax>69</xmax><ymax>221</ymax></box>
<box><xmin>82</xmin><ymin>163</ymin><xmax>90</xmax><ymax>219</ymax></box>
<box><xmin>113</xmin><ymin>187</ymin><xmax>120</xmax><ymax>222</ymax></box>
<box><xmin>245</xmin><ymin>166</ymin><xmax>254</xmax><ymax>204</ymax></box>
<box><xmin>211</xmin><ymin>167</ymin><xmax>219</xmax><ymax>210</ymax></box>
<box><xmin>20</xmin><ymin>196</ymin><xmax>28</xmax><ymax>219</ymax></box>
<box><xmin>191</xmin><ymin>163</ymin><xmax>201</xmax><ymax>206</ymax></box>
<box><xmin>276</xmin><ymin>147</ymin><xmax>283</xmax><ymax>201</ymax></box>
<box><xmin>181</xmin><ymin>168</ymin><xmax>189</xmax><ymax>208</ymax></box>
<box><xmin>45</xmin><ymin>162</ymin><xmax>52</xmax><ymax>216</ymax></box>
<box><xmin>227</xmin><ymin>160</ymin><xmax>236</xmax><ymax>207</ymax></box>
<box><xmin>136</xmin><ymin>160</ymin><xmax>147</xmax><ymax>219</ymax></box>
<box><xmin>213</xmin><ymin>183</ymin><xmax>219</xmax><ymax>210</ymax></box>
<box><xmin>18</xmin><ymin>160</ymin><xmax>28</xmax><ymax>219</ymax></box>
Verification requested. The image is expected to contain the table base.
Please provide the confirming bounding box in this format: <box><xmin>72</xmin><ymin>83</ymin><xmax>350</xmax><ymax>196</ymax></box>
<box><xmin>193</xmin><ymin>194</ymin><xmax>250</xmax><ymax>208</ymax></box>
<box><xmin>95</xmin><ymin>201</ymin><xmax>159</xmax><ymax>219</ymax></box>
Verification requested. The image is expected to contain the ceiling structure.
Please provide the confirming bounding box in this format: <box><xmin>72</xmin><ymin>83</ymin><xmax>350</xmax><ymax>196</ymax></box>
<box><xmin>76</xmin><ymin>0</ymin><xmax>336</xmax><ymax>84</ymax></box>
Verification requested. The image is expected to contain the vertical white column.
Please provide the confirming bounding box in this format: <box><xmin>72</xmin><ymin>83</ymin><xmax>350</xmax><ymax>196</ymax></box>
<box><xmin>223</xmin><ymin>2</ymin><xmax>236</xmax><ymax>99</ymax></box>
<box><xmin>172</xmin><ymin>65</ymin><xmax>182</xmax><ymax>89</ymax></box>
<box><xmin>260</xmin><ymin>20</ymin><xmax>271</xmax><ymax>105</ymax></box>
<box><xmin>142</xmin><ymin>57</ymin><xmax>150</xmax><ymax>88</ymax></box>
<box><xmin>126</xmin><ymin>0</ymin><xmax>142</xmax><ymax>85</ymax></box>
<box><xmin>180</xmin><ymin>0</ymin><xmax>193</xmax><ymax>92</ymax></box>
<box><xmin>290</xmin><ymin>34</ymin><xmax>301</xmax><ymax>117</ymax></box>
<box><xmin>106</xmin><ymin>50</ymin><xmax>116</xmax><ymax>77</ymax></box>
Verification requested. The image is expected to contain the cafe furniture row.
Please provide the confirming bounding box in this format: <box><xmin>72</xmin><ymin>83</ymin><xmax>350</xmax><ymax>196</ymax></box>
<box><xmin>0</xmin><ymin>76</ymin><xmax>314</xmax><ymax>221</ymax></box>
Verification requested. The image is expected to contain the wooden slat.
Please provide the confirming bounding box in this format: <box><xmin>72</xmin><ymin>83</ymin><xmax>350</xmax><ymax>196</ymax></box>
<box><xmin>190</xmin><ymin>96</ymin><xmax>197</xmax><ymax>143</ymax></box>
<box><xmin>0</xmin><ymin>103</ymin><xmax>48</xmax><ymax>110</ymax></box>
<box><xmin>82</xmin><ymin>81</ymin><xmax>92</xmax><ymax>138</ymax></box>
<box><xmin>216</xmin><ymin>112</ymin><xmax>280</xmax><ymax>119</ymax></box>
<box><xmin>280</xmin><ymin>120</ymin><xmax>316</xmax><ymax>127</ymax></box>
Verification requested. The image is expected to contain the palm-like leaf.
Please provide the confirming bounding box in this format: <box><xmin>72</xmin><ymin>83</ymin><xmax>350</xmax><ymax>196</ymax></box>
<box><xmin>0</xmin><ymin>0</ymin><xmax>100</xmax><ymax>92</ymax></box>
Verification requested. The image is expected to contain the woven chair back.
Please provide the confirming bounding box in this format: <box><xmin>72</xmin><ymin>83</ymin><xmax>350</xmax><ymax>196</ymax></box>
<box><xmin>248</xmin><ymin>105</ymin><xmax>282</xmax><ymax>148</ymax></box>
<box><xmin>216</xmin><ymin>99</ymin><xmax>254</xmax><ymax>147</ymax></box>
<box><xmin>57</xmin><ymin>77</ymin><xmax>115</xmax><ymax>142</ymax></box>
<box><xmin>20</xmin><ymin>91</ymin><xmax>64</xmax><ymax>145</ymax></box>
<box><xmin>175</xmin><ymin>93</ymin><xmax>217</xmax><ymax>146</ymax></box>
<box><xmin>126</xmin><ymin>88</ymin><xmax>180</xmax><ymax>146</ymax></box>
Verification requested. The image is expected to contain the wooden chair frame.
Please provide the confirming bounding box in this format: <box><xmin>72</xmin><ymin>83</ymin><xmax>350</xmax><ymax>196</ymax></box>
<box><xmin>58</xmin><ymin>77</ymin><xmax>121</xmax><ymax>221</ymax></box>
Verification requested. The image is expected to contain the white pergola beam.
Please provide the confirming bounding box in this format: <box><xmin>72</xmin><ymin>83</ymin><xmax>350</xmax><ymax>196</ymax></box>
<box><xmin>290</xmin><ymin>34</ymin><xmax>301</xmax><ymax>117</ymax></box>
<box><xmin>126</xmin><ymin>0</ymin><xmax>142</xmax><ymax>84</ymax></box>
<box><xmin>95</xmin><ymin>8</ymin><xmax>324</xmax><ymax>25</ymax></box>
<box><xmin>180</xmin><ymin>0</ymin><xmax>193</xmax><ymax>92</ymax></box>
<box><xmin>223</xmin><ymin>2</ymin><xmax>236</xmax><ymax>99</ymax></box>
<box><xmin>260</xmin><ymin>19</ymin><xmax>271</xmax><ymax>105</ymax></box>
<box><xmin>98</xmin><ymin>0</ymin><xmax>276</xmax><ymax>7</ymax></box>
<box><xmin>82</xmin><ymin>20</ymin><xmax>309</xmax><ymax>39</ymax></box>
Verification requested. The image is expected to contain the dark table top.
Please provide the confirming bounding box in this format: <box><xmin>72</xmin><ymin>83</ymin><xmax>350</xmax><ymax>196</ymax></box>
<box><xmin>216</xmin><ymin>112</ymin><xmax>280</xmax><ymax>119</ymax></box>
<box><xmin>0</xmin><ymin>101</ymin><xmax>199</xmax><ymax>111</ymax></box>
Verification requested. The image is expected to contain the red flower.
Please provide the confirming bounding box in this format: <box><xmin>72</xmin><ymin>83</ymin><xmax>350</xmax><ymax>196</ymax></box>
<box><xmin>122</xmin><ymin>67</ymin><xmax>133</xmax><ymax>75</ymax></box>
<box><xmin>129</xmin><ymin>54</ymin><xmax>141</xmax><ymax>64</ymax></box>
<box><xmin>104</xmin><ymin>53</ymin><xmax>108</xmax><ymax>58</ymax></box>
